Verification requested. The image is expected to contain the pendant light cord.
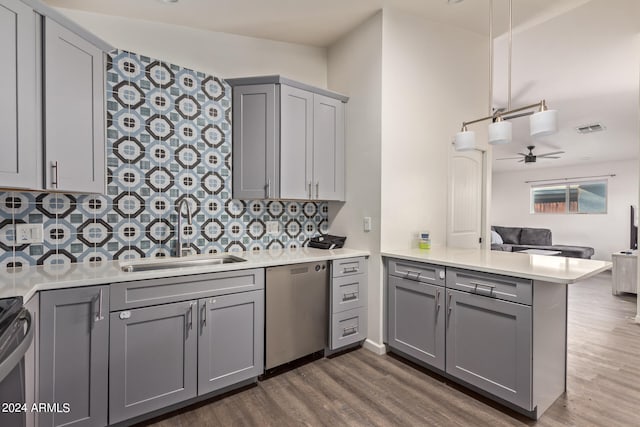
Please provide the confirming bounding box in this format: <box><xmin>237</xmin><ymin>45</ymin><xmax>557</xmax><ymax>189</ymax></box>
<box><xmin>489</xmin><ymin>0</ymin><xmax>493</xmax><ymax>116</ymax></box>
<box><xmin>508</xmin><ymin>0</ymin><xmax>512</xmax><ymax>111</ymax></box>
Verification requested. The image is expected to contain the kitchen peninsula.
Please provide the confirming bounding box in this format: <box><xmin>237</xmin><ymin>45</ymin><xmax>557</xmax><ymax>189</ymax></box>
<box><xmin>382</xmin><ymin>247</ymin><xmax>611</xmax><ymax>419</ymax></box>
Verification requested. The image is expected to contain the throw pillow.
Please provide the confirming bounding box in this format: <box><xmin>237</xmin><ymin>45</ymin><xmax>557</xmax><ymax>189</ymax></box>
<box><xmin>491</xmin><ymin>230</ymin><xmax>503</xmax><ymax>245</ymax></box>
<box><xmin>493</xmin><ymin>226</ymin><xmax>521</xmax><ymax>244</ymax></box>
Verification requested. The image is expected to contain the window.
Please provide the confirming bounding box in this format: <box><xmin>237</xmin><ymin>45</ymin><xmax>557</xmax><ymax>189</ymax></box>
<box><xmin>531</xmin><ymin>181</ymin><xmax>607</xmax><ymax>214</ymax></box>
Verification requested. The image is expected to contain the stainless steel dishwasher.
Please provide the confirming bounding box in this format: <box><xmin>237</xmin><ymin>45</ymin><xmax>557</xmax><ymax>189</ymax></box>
<box><xmin>265</xmin><ymin>262</ymin><xmax>328</xmax><ymax>371</ymax></box>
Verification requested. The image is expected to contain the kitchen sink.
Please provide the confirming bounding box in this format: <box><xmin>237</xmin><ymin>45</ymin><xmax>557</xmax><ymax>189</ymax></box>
<box><xmin>120</xmin><ymin>255</ymin><xmax>247</xmax><ymax>273</ymax></box>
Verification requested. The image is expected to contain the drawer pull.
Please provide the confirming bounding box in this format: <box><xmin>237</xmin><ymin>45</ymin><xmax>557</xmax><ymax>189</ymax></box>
<box><xmin>343</xmin><ymin>267</ymin><xmax>359</xmax><ymax>274</ymax></box>
<box><xmin>436</xmin><ymin>288</ymin><xmax>440</xmax><ymax>313</ymax></box>
<box><xmin>342</xmin><ymin>292</ymin><xmax>358</xmax><ymax>302</ymax></box>
<box><xmin>342</xmin><ymin>326</ymin><xmax>358</xmax><ymax>337</ymax></box>
<box><xmin>405</xmin><ymin>270</ymin><xmax>422</xmax><ymax>280</ymax></box>
<box><xmin>447</xmin><ymin>292</ymin><xmax>452</xmax><ymax>317</ymax></box>
<box><xmin>470</xmin><ymin>281</ymin><xmax>496</xmax><ymax>296</ymax></box>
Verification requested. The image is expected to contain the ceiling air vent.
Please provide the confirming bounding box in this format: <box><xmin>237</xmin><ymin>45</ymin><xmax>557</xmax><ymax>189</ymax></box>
<box><xmin>576</xmin><ymin>123</ymin><xmax>606</xmax><ymax>134</ymax></box>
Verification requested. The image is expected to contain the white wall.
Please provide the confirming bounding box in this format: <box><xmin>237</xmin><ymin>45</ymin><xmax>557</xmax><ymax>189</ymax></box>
<box><xmin>380</xmin><ymin>9</ymin><xmax>489</xmax><ymax>251</ymax></box>
<box><xmin>55</xmin><ymin>8</ymin><xmax>328</xmax><ymax>86</ymax></box>
<box><xmin>327</xmin><ymin>12</ymin><xmax>383</xmax><ymax>348</ymax></box>
<box><xmin>491</xmin><ymin>160</ymin><xmax>638</xmax><ymax>260</ymax></box>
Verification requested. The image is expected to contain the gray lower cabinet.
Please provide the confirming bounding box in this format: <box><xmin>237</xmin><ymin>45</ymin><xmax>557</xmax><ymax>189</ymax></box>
<box><xmin>330</xmin><ymin>257</ymin><xmax>368</xmax><ymax>350</ymax></box>
<box><xmin>445</xmin><ymin>288</ymin><xmax>532</xmax><ymax>410</ymax></box>
<box><xmin>198</xmin><ymin>290</ymin><xmax>264</xmax><ymax>394</ymax></box>
<box><xmin>387</xmin><ymin>275</ymin><xmax>445</xmax><ymax>370</ymax></box>
<box><xmin>39</xmin><ymin>286</ymin><xmax>109</xmax><ymax>427</ymax></box>
<box><xmin>109</xmin><ymin>300</ymin><xmax>198</xmax><ymax>424</ymax></box>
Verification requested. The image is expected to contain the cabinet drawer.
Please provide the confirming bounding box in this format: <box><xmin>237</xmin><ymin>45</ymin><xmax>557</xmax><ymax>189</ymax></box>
<box><xmin>331</xmin><ymin>307</ymin><xmax>367</xmax><ymax>350</ymax></box>
<box><xmin>388</xmin><ymin>258</ymin><xmax>445</xmax><ymax>286</ymax></box>
<box><xmin>332</xmin><ymin>257</ymin><xmax>366</xmax><ymax>278</ymax></box>
<box><xmin>446</xmin><ymin>268</ymin><xmax>532</xmax><ymax>305</ymax></box>
<box><xmin>332</xmin><ymin>274</ymin><xmax>367</xmax><ymax>313</ymax></box>
<box><xmin>110</xmin><ymin>268</ymin><xmax>264</xmax><ymax>311</ymax></box>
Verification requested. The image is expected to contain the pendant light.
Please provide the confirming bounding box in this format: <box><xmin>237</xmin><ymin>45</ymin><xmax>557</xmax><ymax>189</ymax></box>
<box><xmin>453</xmin><ymin>0</ymin><xmax>557</xmax><ymax>151</ymax></box>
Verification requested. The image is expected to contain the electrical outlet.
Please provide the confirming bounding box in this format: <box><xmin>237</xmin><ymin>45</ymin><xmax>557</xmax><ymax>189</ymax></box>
<box><xmin>266</xmin><ymin>221</ymin><xmax>279</xmax><ymax>236</ymax></box>
<box><xmin>15</xmin><ymin>224</ymin><xmax>43</xmax><ymax>245</ymax></box>
<box><xmin>363</xmin><ymin>217</ymin><xmax>372</xmax><ymax>232</ymax></box>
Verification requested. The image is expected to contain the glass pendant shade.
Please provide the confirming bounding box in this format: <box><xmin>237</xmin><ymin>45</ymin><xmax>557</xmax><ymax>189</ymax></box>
<box><xmin>530</xmin><ymin>109</ymin><xmax>558</xmax><ymax>137</ymax></box>
<box><xmin>488</xmin><ymin>120</ymin><xmax>512</xmax><ymax>145</ymax></box>
<box><xmin>454</xmin><ymin>130</ymin><xmax>476</xmax><ymax>151</ymax></box>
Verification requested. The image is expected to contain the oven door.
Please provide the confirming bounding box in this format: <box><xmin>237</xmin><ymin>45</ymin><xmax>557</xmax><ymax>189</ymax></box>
<box><xmin>0</xmin><ymin>308</ymin><xmax>34</xmax><ymax>427</ymax></box>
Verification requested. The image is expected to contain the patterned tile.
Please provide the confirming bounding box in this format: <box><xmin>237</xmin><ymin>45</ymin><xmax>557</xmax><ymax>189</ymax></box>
<box><xmin>0</xmin><ymin>50</ymin><xmax>329</xmax><ymax>266</ymax></box>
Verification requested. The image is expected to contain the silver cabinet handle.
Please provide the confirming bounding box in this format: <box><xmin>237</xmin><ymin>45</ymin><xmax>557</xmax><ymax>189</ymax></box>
<box><xmin>95</xmin><ymin>289</ymin><xmax>104</xmax><ymax>322</ymax></box>
<box><xmin>343</xmin><ymin>326</ymin><xmax>358</xmax><ymax>337</ymax></box>
<box><xmin>343</xmin><ymin>267</ymin><xmax>358</xmax><ymax>274</ymax></box>
<box><xmin>405</xmin><ymin>270</ymin><xmax>422</xmax><ymax>280</ymax></box>
<box><xmin>436</xmin><ymin>289</ymin><xmax>441</xmax><ymax>313</ymax></box>
<box><xmin>308</xmin><ymin>182</ymin><xmax>312</xmax><ymax>199</ymax></box>
<box><xmin>51</xmin><ymin>161</ymin><xmax>59</xmax><ymax>189</ymax></box>
<box><xmin>470</xmin><ymin>281</ymin><xmax>496</xmax><ymax>296</ymax></box>
<box><xmin>315</xmin><ymin>182</ymin><xmax>319</xmax><ymax>199</ymax></box>
<box><xmin>342</xmin><ymin>292</ymin><xmax>358</xmax><ymax>302</ymax></box>
<box><xmin>266</xmin><ymin>179</ymin><xmax>271</xmax><ymax>198</ymax></box>
<box><xmin>201</xmin><ymin>300</ymin><xmax>207</xmax><ymax>328</ymax></box>
<box><xmin>447</xmin><ymin>292</ymin><xmax>452</xmax><ymax>317</ymax></box>
<box><xmin>187</xmin><ymin>303</ymin><xmax>195</xmax><ymax>332</ymax></box>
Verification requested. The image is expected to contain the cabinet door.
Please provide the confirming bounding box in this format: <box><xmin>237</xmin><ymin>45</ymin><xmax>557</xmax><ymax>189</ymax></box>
<box><xmin>40</xmin><ymin>286</ymin><xmax>109</xmax><ymax>427</ymax></box>
<box><xmin>44</xmin><ymin>18</ymin><xmax>105</xmax><ymax>193</ymax></box>
<box><xmin>388</xmin><ymin>276</ymin><xmax>445</xmax><ymax>370</ymax></box>
<box><xmin>232</xmin><ymin>84</ymin><xmax>279</xmax><ymax>199</ymax></box>
<box><xmin>25</xmin><ymin>294</ymin><xmax>39</xmax><ymax>427</ymax></box>
<box><xmin>0</xmin><ymin>0</ymin><xmax>38</xmax><ymax>189</ymax></box>
<box><xmin>109</xmin><ymin>300</ymin><xmax>197</xmax><ymax>424</ymax></box>
<box><xmin>280</xmin><ymin>84</ymin><xmax>313</xmax><ymax>199</ymax></box>
<box><xmin>313</xmin><ymin>94</ymin><xmax>345</xmax><ymax>201</ymax></box>
<box><xmin>446</xmin><ymin>289</ymin><xmax>532</xmax><ymax>410</ymax></box>
<box><xmin>198</xmin><ymin>290</ymin><xmax>264</xmax><ymax>395</ymax></box>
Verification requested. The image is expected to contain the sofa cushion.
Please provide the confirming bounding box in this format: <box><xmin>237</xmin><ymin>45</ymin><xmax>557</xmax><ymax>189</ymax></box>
<box><xmin>491</xmin><ymin>243</ymin><xmax>513</xmax><ymax>252</ymax></box>
<box><xmin>493</xmin><ymin>226</ymin><xmax>521</xmax><ymax>244</ymax></box>
<box><xmin>520</xmin><ymin>227</ymin><xmax>552</xmax><ymax>246</ymax></box>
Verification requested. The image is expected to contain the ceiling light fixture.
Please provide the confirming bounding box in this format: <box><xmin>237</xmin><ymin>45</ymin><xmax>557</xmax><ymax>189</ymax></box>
<box><xmin>453</xmin><ymin>0</ymin><xmax>557</xmax><ymax>151</ymax></box>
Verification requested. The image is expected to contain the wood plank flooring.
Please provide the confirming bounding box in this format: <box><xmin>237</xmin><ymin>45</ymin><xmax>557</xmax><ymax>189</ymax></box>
<box><xmin>141</xmin><ymin>272</ymin><xmax>640</xmax><ymax>426</ymax></box>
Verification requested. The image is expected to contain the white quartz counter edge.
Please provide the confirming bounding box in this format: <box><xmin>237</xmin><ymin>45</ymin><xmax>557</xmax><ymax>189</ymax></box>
<box><xmin>1</xmin><ymin>248</ymin><xmax>370</xmax><ymax>301</ymax></box>
<box><xmin>382</xmin><ymin>247</ymin><xmax>611</xmax><ymax>284</ymax></box>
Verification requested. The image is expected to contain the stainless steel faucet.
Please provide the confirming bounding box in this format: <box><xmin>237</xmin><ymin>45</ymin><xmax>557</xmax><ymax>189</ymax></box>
<box><xmin>176</xmin><ymin>198</ymin><xmax>192</xmax><ymax>257</ymax></box>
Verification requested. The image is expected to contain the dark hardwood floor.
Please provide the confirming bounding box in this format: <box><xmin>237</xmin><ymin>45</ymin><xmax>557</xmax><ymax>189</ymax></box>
<box><xmin>142</xmin><ymin>272</ymin><xmax>640</xmax><ymax>426</ymax></box>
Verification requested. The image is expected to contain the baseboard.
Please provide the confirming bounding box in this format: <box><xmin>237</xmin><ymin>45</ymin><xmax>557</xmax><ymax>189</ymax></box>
<box><xmin>363</xmin><ymin>339</ymin><xmax>386</xmax><ymax>355</ymax></box>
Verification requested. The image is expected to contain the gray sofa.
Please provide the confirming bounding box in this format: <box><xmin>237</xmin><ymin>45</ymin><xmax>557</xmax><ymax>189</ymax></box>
<box><xmin>491</xmin><ymin>226</ymin><xmax>594</xmax><ymax>259</ymax></box>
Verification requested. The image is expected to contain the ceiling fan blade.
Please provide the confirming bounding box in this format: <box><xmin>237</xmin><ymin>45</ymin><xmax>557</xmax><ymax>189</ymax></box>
<box><xmin>517</xmin><ymin>153</ymin><xmax>528</xmax><ymax>156</ymax></box>
<box><xmin>497</xmin><ymin>156</ymin><xmax>523</xmax><ymax>160</ymax></box>
<box><xmin>518</xmin><ymin>159</ymin><xmax>524</xmax><ymax>163</ymax></box>
<box><xmin>540</xmin><ymin>156</ymin><xmax>561</xmax><ymax>159</ymax></box>
<box><xmin>537</xmin><ymin>151</ymin><xmax>565</xmax><ymax>157</ymax></box>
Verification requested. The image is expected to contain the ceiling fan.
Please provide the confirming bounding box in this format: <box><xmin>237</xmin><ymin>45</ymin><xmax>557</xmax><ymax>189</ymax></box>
<box><xmin>497</xmin><ymin>145</ymin><xmax>564</xmax><ymax>164</ymax></box>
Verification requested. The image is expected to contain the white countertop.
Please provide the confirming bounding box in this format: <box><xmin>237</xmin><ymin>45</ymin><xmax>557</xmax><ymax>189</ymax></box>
<box><xmin>382</xmin><ymin>247</ymin><xmax>611</xmax><ymax>284</ymax></box>
<box><xmin>0</xmin><ymin>248</ymin><xmax>369</xmax><ymax>301</ymax></box>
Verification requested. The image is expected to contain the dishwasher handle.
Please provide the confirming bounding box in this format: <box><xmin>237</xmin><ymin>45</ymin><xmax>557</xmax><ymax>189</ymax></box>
<box><xmin>0</xmin><ymin>308</ymin><xmax>33</xmax><ymax>383</ymax></box>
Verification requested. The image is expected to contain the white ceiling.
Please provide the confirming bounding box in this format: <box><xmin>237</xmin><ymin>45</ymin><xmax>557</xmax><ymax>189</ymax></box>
<box><xmin>490</xmin><ymin>0</ymin><xmax>640</xmax><ymax>172</ymax></box>
<box><xmin>44</xmin><ymin>0</ymin><xmax>586</xmax><ymax>47</ymax></box>
<box><xmin>45</xmin><ymin>0</ymin><xmax>638</xmax><ymax>172</ymax></box>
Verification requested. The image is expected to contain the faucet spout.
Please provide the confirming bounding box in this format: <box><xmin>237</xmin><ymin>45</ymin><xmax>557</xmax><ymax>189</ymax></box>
<box><xmin>176</xmin><ymin>199</ymin><xmax>193</xmax><ymax>257</ymax></box>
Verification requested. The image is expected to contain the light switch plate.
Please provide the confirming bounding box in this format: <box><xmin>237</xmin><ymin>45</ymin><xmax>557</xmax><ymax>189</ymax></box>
<box><xmin>15</xmin><ymin>224</ymin><xmax>44</xmax><ymax>245</ymax></box>
<box><xmin>363</xmin><ymin>217</ymin><xmax>372</xmax><ymax>232</ymax></box>
<box><xmin>266</xmin><ymin>221</ymin><xmax>279</xmax><ymax>235</ymax></box>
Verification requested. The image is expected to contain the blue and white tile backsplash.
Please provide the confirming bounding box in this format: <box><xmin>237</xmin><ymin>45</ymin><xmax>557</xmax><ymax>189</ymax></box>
<box><xmin>0</xmin><ymin>50</ymin><xmax>328</xmax><ymax>270</ymax></box>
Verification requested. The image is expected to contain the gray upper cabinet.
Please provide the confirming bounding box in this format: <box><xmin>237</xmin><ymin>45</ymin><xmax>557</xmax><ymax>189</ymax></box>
<box><xmin>109</xmin><ymin>300</ymin><xmax>198</xmax><ymax>424</ymax></box>
<box><xmin>313</xmin><ymin>93</ymin><xmax>345</xmax><ymax>200</ymax></box>
<box><xmin>388</xmin><ymin>275</ymin><xmax>445</xmax><ymax>370</ymax></box>
<box><xmin>228</xmin><ymin>75</ymin><xmax>347</xmax><ymax>201</ymax></box>
<box><xmin>280</xmin><ymin>84</ymin><xmax>313</xmax><ymax>200</ymax></box>
<box><xmin>43</xmin><ymin>18</ymin><xmax>105</xmax><ymax>193</ymax></box>
<box><xmin>446</xmin><ymin>288</ymin><xmax>532</xmax><ymax>410</ymax></box>
<box><xmin>39</xmin><ymin>286</ymin><xmax>109</xmax><ymax>427</ymax></box>
<box><xmin>198</xmin><ymin>290</ymin><xmax>264</xmax><ymax>394</ymax></box>
<box><xmin>232</xmin><ymin>84</ymin><xmax>279</xmax><ymax>199</ymax></box>
<box><xmin>0</xmin><ymin>0</ymin><xmax>38</xmax><ymax>189</ymax></box>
